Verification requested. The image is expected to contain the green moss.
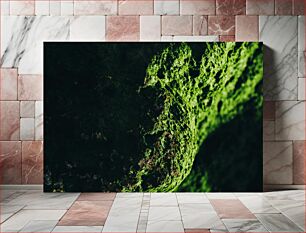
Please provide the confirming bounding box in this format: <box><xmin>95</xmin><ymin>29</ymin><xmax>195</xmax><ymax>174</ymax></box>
<box><xmin>123</xmin><ymin>42</ymin><xmax>263</xmax><ymax>192</ymax></box>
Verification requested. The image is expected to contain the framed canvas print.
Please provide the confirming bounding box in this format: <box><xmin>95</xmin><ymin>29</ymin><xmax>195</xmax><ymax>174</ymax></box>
<box><xmin>44</xmin><ymin>42</ymin><xmax>263</xmax><ymax>192</ymax></box>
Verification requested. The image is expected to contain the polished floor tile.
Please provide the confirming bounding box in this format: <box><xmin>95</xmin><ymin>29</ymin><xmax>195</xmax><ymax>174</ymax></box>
<box><xmin>146</xmin><ymin>220</ymin><xmax>184</xmax><ymax>232</ymax></box>
<box><xmin>238</xmin><ymin>196</ymin><xmax>279</xmax><ymax>213</ymax></box>
<box><xmin>176</xmin><ymin>193</ymin><xmax>210</xmax><ymax>204</ymax></box>
<box><xmin>256</xmin><ymin>213</ymin><xmax>304</xmax><ymax>232</ymax></box>
<box><xmin>77</xmin><ymin>193</ymin><xmax>116</xmax><ymax>201</ymax></box>
<box><xmin>148</xmin><ymin>206</ymin><xmax>181</xmax><ymax>221</ymax></box>
<box><xmin>58</xmin><ymin>201</ymin><xmax>113</xmax><ymax>226</ymax></box>
<box><xmin>1</xmin><ymin>204</ymin><xmax>25</xmax><ymax>223</ymax></box>
<box><xmin>222</xmin><ymin>219</ymin><xmax>268</xmax><ymax>232</ymax></box>
<box><xmin>210</xmin><ymin>199</ymin><xmax>256</xmax><ymax>219</ymax></box>
<box><xmin>150</xmin><ymin>193</ymin><xmax>178</xmax><ymax>206</ymax></box>
<box><xmin>19</xmin><ymin>220</ymin><xmax>58</xmax><ymax>232</ymax></box>
<box><xmin>52</xmin><ymin>225</ymin><xmax>103</xmax><ymax>232</ymax></box>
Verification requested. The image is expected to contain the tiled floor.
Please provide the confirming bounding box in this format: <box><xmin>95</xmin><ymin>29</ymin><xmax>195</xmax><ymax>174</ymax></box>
<box><xmin>0</xmin><ymin>188</ymin><xmax>304</xmax><ymax>232</ymax></box>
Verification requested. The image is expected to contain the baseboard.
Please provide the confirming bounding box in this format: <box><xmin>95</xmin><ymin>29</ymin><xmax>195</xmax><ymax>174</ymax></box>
<box><xmin>264</xmin><ymin>184</ymin><xmax>305</xmax><ymax>191</ymax></box>
<box><xmin>0</xmin><ymin>184</ymin><xmax>305</xmax><ymax>192</ymax></box>
<box><xmin>0</xmin><ymin>185</ymin><xmax>43</xmax><ymax>190</ymax></box>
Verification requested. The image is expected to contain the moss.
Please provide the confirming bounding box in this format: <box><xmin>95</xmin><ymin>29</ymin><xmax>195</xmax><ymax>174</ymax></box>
<box><xmin>123</xmin><ymin>42</ymin><xmax>263</xmax><ymax>192</ymax></box>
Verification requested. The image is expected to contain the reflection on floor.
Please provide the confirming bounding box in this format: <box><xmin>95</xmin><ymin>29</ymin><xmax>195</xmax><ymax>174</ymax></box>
<box><xmin>0</xmin><ymin>188</ymin><xmax>304</xmax><ymax>232</ymax></box>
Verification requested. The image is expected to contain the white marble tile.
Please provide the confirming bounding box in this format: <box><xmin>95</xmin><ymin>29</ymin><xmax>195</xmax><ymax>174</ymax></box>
<box><xmin>1</xmin><ymin>204</ymin><xmax>25</xmax><ymax>223</ymax></box>
<box><xmin>146</xmin><ymin>221</ymin><xmax>184</xmax><ymax>232</ymax></box>
<box><xmin>20</xmin><ymin>118</ymin><xmax>35</xmax><ymax>140</ymax></box>
<box><xmin>20</xmin><ymin>220</ymin><xmax>58</xmax><ymax>232</ymax></box>
<box><xmin>103</xmin><ymin>207</ymin><xmax>140</xmax><ymax>232</ymax></box>
<box><xmin>35</xmin><ymin>101</ymin><xmax>43</xmax><ymax>140</ymax></box>
<box><xmin>74</xmin><ymin>1</ymin><xmax>117</xmax><ymax>15</ymax></box>
<box><xmin>50</xmin><ymin>1</ymin><xmax>61</xmax><ymax>15</ymax></box>
<box><xmin>0</xmin><ymin>190</ymin><xmax>17</xmax><ymax>201</ymax></box>
<box><xmin>140</xmin><ymin>16</ymin><xmax>161</xmax><ymax>41</ymax></box>
<box><xmin>238</xmin><ymin>196</ymin><xmax>279</xmax><ymax>213</ymax></box>
<box><xmin>53</xmin><ymin>226</ymin><xmax>104</xmax><ymax>232</ymax></box>
<box><xmin>148</xmin><ymin>206</ymin><xmax>181</xmax><ymax>221</ymax></box>
<box><xmin>176</xmin><ymin>193</ymin><xmax>210</xmax><ymax>204</ymax></box>
<box><xmin>1</xmin><ymin>209</ymin><xmax>66</xmax><ymax>232</ymax></box>
<box><xmin>35</xmin><ymin>1</ymin><xmax>50</xmax><ymax>15</ymax></box>
<box><xmin>298</xmin><ymin>78</ymin><xmax>305</xmax><ymax>100</ymax></box>
<box><xmin>256</xmin><ymin>214</ymin><xmax>303</xmax><ymax>232</ymax></box>
<box><xmin>20</xmin><ymin>101</ymin><xmax>35</xmax><ymax>118</ymax></box>
<box><xmin>112</xmin><ymin>197</ymin><xmax>142</xmax><ymax>208</ymax></box>
<box><xmin>263</xmin><ymin>120</ymin><xmax>275</xmax><ymax>141</ymax></box>
<box><xmin>61</xmin><ymin>1</ymin><xmax>74</xmax><ymax>15</ymax></box>
<box><xmin>172</xmin><ymin>35</ymin><xmax>219</xmax><ymax>41</ymax></box>
<box><xmin>268</xmin><ymin>200</ymin><xmax>305</xmax><ymax>230</ymax></box>
<box><xmin>179</xmin><ymin>203</ymin><xmax>215</xmax><ymax>213</ymax></box>
<box><xmin>1</xmin><ymin>0</ymin><xmax>10</xmax><ymax>15</ymax></box>
<box><xmin>154</xmin><ymin>0</ymin><xmax>179</xmax><ymax>15</ymax></box>
<box><xmin>150</xmin><ymin>193</ymin><xmax>177</xmax><ymax>206</ymax></box>
<box><xmin>223</xmin><ymin>219</ymin><xmax>268</xmax><ymax>232</ymax></box>
<box><xmin>206</xmin><ymin>193</ymin><xmax>236</xmax><ymax>199</ymax></box>
<box><xmin>259</xmin><ymin>16</ymin><xmax>298</xmax><ymax>100</ymax></box>
<box><xmin>116</xmin><ymin>192</ymin><xmax>143</xmax><ymax>198</ymax></box>
<box><xmin>263</xmin><ymin>190</ymin><xmax>305</xmax><ymax>201</ymax></box>
<box><xmin>70</xmin><ymin>16</ymin><xmax>106</xmax><ymax>41</ymax></box>
<box><xmin>263</xmin><ymin>141</ymin><xmax>293</xmax><ymax>184</ymax></box>
<box><xmin>161</xmin><ymin>35</ymin><xmax>173</xmax><ymax>41</ymax></box>
<box><xmin>6</xmin><ymin>191</ymin><xmax>79</xmax><ymax>210</ymax></box>
<box><xmin>298</xmin><ymin>16</ymin><xmax>305</xmax><ymax>78</ymax></box>
<box><xmin>275</xmin><ymin>101</ymin><xmax>305</xmax><ymax>140</ymax></box>
<box><xmin>1</xmin><ymin>16</ymin><xmax>70</xmax><ymax>74</ymax></box>
<box><xmin>181</xmin><ymin>210</ymin><xmax>221</xmax><ymax>229</ymax></box>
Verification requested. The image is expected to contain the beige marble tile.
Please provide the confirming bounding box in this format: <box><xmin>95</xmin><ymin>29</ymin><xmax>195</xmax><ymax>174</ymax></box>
<box><xmin>263</xmin><ymin>120</ymin><xmax>275</xmax><ymax>141</ymax></box>
<box><xmin>20</xmin><ymin>118</ymin><xmax>35</xmax><ymax>140</ymax></box>
<box><xmin>263</xmin><ymin>141</ymin><xmax>293</xmax><ymax>184</ymax></box>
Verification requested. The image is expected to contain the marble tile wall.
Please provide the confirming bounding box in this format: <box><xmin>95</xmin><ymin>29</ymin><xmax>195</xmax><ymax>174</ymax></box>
<box><xmin>0</xmin><ymin>0</ymin><xmax>305</xmax><ymax>187</ymax></box>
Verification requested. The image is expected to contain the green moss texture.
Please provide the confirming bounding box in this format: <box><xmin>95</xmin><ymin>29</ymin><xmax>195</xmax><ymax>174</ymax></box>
<box><xmin>125</xmin><ymin>42</ymin><xmax>263</xmax><ymax>192</ymax></box>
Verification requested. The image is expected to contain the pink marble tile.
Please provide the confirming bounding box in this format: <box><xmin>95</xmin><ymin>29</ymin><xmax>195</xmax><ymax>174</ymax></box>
<box><xmin>210</xmin><ymin>199</ymin><xmax>256</xmax><ymax>219</ymax></box>
<box><xmin>293</xmin><ymin>0</ymin><xmax>305</xmax><ymax>15</ymax></box>
<box><xmin>119</xmin><ymin>0</ymin><xmax>153</xmax><ymax>15</ymax></box>
<box><xmin>219</xmin><ymin>35</ymin><xmax>235</xmax><ymax>41</ymax></box>
<box><xmin>58</xmin><ymin>201</ymin><xmax>113</xmax><ymax>226</ymax></box>
<box><xmin>0</xmin><ymin>69</ymin><xmax>18</xmax><ymax>100</ymax></box>
<box><xmin>263</xmin><ymin>101</ymin><xmax>275</xmax><ymax>120</ymax></box>
<box><xmin>18</xmin><ymin>75</ymin><xmax>43</xmax><ymax>100</ymax></box>
<box><xmin>293</xmin><ymin>140</ymin><xmax>305</xmax><ymax>184</ymax></box>
<box><xmin>22</xmin><ymin>141</ymin><xmax>43</xmax><ymax>184</ymax></box>
<box><xmin>236</xmin><ymin>15</ymin><xmax>258</xmax><ymax>41</ymax></box>
<box><xmin>216</xmin><ymin>0</ymin><xmax>246</xmax><ymax>15</ymax></box>
<box><xmin>180</xmin><ymin>0</ymin><xmax>215</xmax><ymax>15</ymax></box>
<box><xmin>0</xmin><ymin>141</ymin><xmax>22</xmax><ymax>184</ymax></box>
<box><xmin>275</xmin><ymin>0</ymin><xmax>293</xmax><ymax>15</ymax></box>
<box><xmin>0</xmin><ymin>101</ymin><xmax>20</xmax><ymax>140</ymax></box>
<box><xmin>193</xmin><ymin>16</ymin><xmax>208</xmax><ymax>36</ymax></box>
<box><xmin>74</xmin><ymin>0</ymin><xmax>117</xmax><ymax>15</ymax></box>
<box><xmin>77</xmin><ymin>193</ymin><xmax>116</xmax><ymax>201</ymax></box>
<box><xmin>20</xmin><ymin>101</ymin><xmax>35</xmax><ymax>118</ymax></box>
<box><xmin>246</xmin><ymin>0</ymin><xmax>274</xmax><ymax>15</ymax></box>
<box><xmin>10</xmin><ymin>0</ymin><xmax>35</xmax><ymax>15</ymax></box>
<box><xmin>162</xmin><ymin>16</ymin><xmax>192</xmax><ymax>36</ymax></box>
<box><xmin>208</xmin><ymin>16</ymin><xmax>235</xmax><ymax>36</ymax></box>
<box><xmin>106</xmin><ymin>16</ymin><xmax>140</xmax><ymax>41</ymax></box>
